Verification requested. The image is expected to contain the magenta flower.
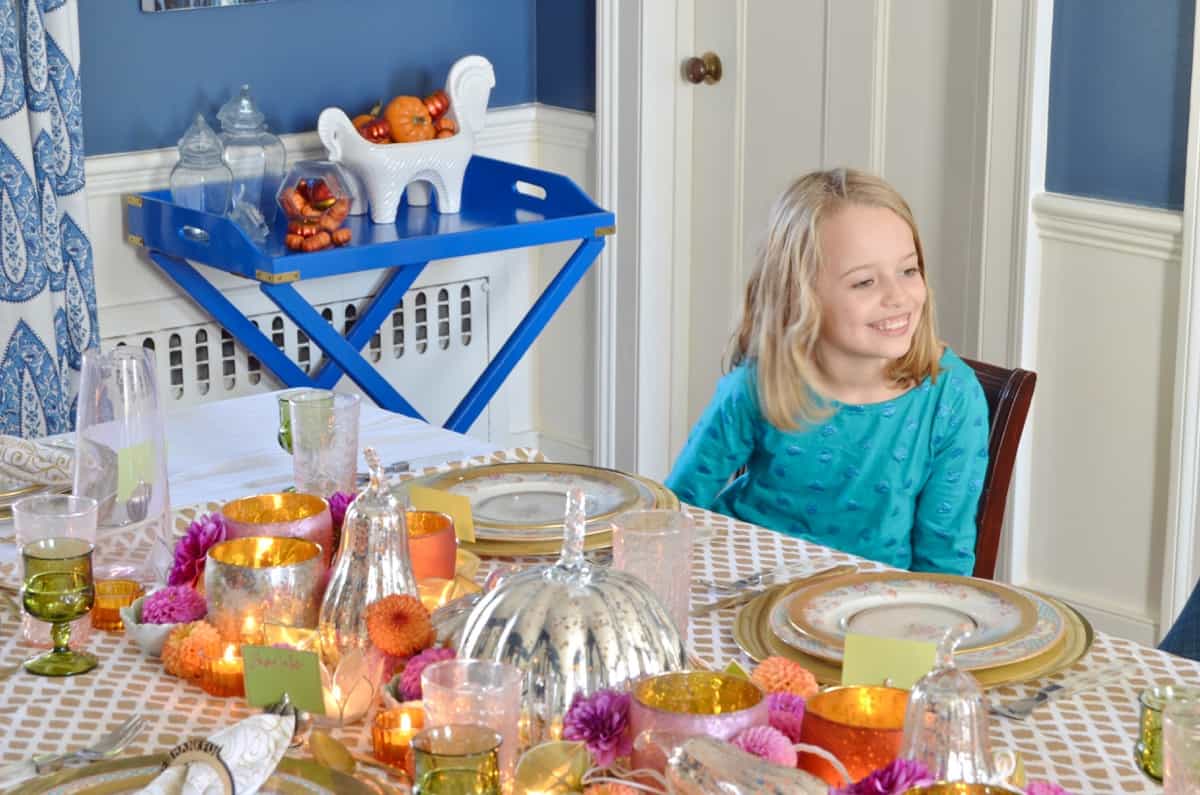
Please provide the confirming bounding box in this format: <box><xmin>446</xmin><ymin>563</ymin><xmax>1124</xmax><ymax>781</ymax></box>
<box><xmin>767</xmin><ymin>691</ymin><xmax>806</xmax><ymax>743</ymax></box>
<box><xmin>168</xmin><ymin>513</ymin><xmax>227</xmax><ymax>587</ymax></box>
<box><xmin>401</xmin><ymin>646</ymin><xmax>455</xmax><ymax>700</ymax></box>
<box><xmin>831</xmin><ymin>758</ymin><xmax>934</xmax><ymax>795</ymax></box>
<box><xmin>328</xmin><ymin>491</ymin><xmax>356</xmax><ymax>530</ymax></box>
<box><xmin>563</xmin><ymin>689</ymin><xmax>633</xmax><ymax>767</ymax></box>
<box><xmin>731</xmin><ymin>725</ymin><xmax>797</xmax><ymax>767</ymax></box>
<box><xmin>1025</xmin><ymin>782</ymin><xmax>1071</xmax><ymax>795</ymax></box>
<box><xmin>141</xmin><ymin>586</ymin><xmax>207</xmax><ymax>625</ymax></box>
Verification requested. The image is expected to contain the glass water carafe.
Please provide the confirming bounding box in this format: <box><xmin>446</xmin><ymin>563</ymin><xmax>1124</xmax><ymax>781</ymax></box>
<box><xmin>217</xmin><ymin>84</ymin><xmax>285</xmax><ymax>241</ymax></box>
<box><xmin>169</xmin><ymin>113</ymin><xmax>233</xmax><ymax>215</ymax></box>
<box><xmin>899</xmin><ymin>628</ymin><xmax>1016</xmax><ymax>784</ymax></box>
<box><xmin>317</xmin><ymin>447</ymin><xmax>418</xmax><ymax>677</ymax></box>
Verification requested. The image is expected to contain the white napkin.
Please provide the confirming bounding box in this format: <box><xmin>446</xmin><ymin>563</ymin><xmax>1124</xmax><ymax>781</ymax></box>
<box><xmin>138</xmin><ymin>713</ymin><xmax>295</xmax><ymax>795</ymax></box>
<box><xmin>0</xmin><ymin>435</ymin><xmax>72</xmax><ymax>487</ymax></box>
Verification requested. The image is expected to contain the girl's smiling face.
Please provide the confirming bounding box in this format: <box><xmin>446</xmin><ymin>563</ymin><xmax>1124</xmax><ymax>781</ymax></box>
<box><xmin>813</xmin><ymin>203</ymin><xmax>927</xmax><ymax>382</ymax></box>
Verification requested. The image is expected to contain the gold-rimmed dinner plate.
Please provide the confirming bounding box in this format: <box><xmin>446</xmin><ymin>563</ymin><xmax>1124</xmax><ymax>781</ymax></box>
<box><xmin>12</xmin><ymin>754</ymin><xmax>387</xmax><ymax>794</ymax></box>
<box><xmin>423</xmin><ymin>462</ymin><xmax>648</xmax><ymax>532</ymax></box>
<box><xmin>771</xmin><ymin>585</ymin><xmax>1066</xmax><ymax>670</ymax></box>
<box><xmin>785</xmin><ymin>571</ymin><xmax>1040</xmax><ymax>653</ymax></box>
<box><xmin>735</xmin><ymin>579</ymin><xmax>1092</xmax><ymax>689</ymax></box>
<box><xmin>456</xmin><ymin>471</ymin><xmax>680</xmax><ymax>557</ymax></box>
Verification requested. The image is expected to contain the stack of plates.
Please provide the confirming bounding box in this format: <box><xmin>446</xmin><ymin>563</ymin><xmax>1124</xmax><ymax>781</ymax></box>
<box><xmin>405</xmin><ymin>462</ymin><xmax>680</xmax><ymax>556</ymax></box>
<box><xmin>733</xmin><ymin>570</ymin><xmax>1094</xmax><ymax>688</ymax></box>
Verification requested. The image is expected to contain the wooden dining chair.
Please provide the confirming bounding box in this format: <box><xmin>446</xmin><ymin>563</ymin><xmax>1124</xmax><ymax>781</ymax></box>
<box><xmin>961</xmin><ymin>357</ymin><xmax>1037</xmax><ymax>581</ymax></box>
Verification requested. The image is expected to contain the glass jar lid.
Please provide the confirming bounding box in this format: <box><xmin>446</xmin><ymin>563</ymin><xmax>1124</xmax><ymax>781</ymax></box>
<box><xmin>177</xmin><ymin>113</ymin><xmax>224</xmax><ymax>165</ymax></box>
<box><xmin>217</xmin><ymin>84</ymin><xmax>266</xmax><ymax>133</ymax></box>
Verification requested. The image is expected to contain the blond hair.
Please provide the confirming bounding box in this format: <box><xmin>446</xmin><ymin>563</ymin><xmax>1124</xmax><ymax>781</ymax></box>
<box><xmin>728</xmin><ymin>168</ymin><xmax>942</xmax><ymax>430</ymax></box>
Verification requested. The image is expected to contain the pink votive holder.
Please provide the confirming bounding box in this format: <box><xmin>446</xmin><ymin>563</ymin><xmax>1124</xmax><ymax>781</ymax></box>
<box><xmin>629</xmin><ymin>671</ymin><xmax>770</xmax><ymax>772</ymax></box>
<box><xmin>221</xmin><ymin>493</ymin><xmax>335</xmax><ymax>571</ymax></box>
<box><xmin>407</xmin><ymin>510</ymin><xmax>457</xmax><ymax>581</ymax></box>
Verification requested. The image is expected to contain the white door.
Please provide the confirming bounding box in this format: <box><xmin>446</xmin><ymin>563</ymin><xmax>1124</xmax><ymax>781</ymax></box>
<box><xmin>682</xmin><ymin>0</ymin><xmax>994</xmax><ymax>439</ymax></box>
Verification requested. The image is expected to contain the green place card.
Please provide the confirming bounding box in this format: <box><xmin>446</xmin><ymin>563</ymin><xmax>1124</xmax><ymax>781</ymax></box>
<box><xmin>117</xmin><ymin>440</ymin><xmax>156</xmax><ymax>503</ymax></box>
<box><xmin>841</xmin><ymin>632</ymin><xmax>938</xmax><ymax>690</ymax></box>
<box><xmin>241</xmin><ymin>645</ymin><xmax>326</xmax><ymax>715</ymax></box>
<box><xmin>723</xmin><ymin>660</ymin><xmax>751</xmax><ymax>680</ymax></box>
<box><xmin>409</xmin><ymin>485</ymin><xmax>476</xmax><ymax>543</ymax></box>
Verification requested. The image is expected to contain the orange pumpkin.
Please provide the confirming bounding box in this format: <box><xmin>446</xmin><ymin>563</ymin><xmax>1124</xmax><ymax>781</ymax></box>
<box><xmin>385</xmin><ymin>95</ymin><xmax>435</xmax><ymax>143</ymax></box>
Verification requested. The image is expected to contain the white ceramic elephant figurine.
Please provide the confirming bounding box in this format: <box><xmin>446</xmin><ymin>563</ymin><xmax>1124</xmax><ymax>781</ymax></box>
<box><xmin>318</xmin><ymin>55</ymin><xmax>496</xmax><ymax>222</ymax></box>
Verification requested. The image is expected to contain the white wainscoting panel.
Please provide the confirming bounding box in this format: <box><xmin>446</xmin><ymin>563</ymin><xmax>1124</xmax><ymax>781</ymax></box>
<box><xmin>1027</xmin><ymin>192</ymin><xmax>1182</xmax><ymax>645</ymax></box>
<box><xmin>85</xmin><ymin>104</ymin><xmax>596</xmax><ymax>459</ymax></box>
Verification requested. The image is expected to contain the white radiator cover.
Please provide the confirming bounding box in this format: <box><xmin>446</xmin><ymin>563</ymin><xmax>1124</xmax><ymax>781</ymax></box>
<box><xmin>102</xmin><ymin>278</ymin><xmax>490</xmax><ymax>436</ymax></box>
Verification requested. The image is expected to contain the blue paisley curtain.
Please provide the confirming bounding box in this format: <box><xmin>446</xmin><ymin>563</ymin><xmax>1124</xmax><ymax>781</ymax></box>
<box><xmin>0</xmin><ymin>0</ymin><xmax>97</xmax><ymax>438</ymax></box>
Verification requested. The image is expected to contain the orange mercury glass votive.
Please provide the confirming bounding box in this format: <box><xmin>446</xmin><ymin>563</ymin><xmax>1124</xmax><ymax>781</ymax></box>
<box><xmin>91</xmin><ymin>579</ymin><xmax>144</xmax><ymax>631</ymax></box>
<box><xmin>406</xmin><ymin>510</ymin><xmax>457</xmax><ymax>581</ymax></box>
<box><xmin>373</xmin><ymin>703</ymin><xmax>426</xmax><ymax>776</ymax></box>
<box><xmin>200</xmin><ymin>643</ymin><xmax>246</xmax><ymax>699</ymax></box>
<box><xmin>797</xmin><ymin>685</ymin><xmax>909</xmax><ymax>786</ymax></box>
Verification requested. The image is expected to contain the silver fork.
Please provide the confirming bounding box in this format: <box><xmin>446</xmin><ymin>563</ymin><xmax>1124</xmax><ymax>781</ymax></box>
<box><xmin>989</xmin><ymin>663</ymin><xmax>1129</xmax><ymax>720</ymax></box>
<box><xmin>0</xmin><ymin>715</ymin><xmax>146</xmax><ymax>780</ymax></box>
<box><xmin>700</xmin><ymin>561</ymin><xmax>842</xmax><ymax>594</ymax></box>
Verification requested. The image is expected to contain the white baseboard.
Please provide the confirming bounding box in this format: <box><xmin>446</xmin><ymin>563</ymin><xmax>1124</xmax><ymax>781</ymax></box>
<box><xmin>1026</xmin><ymin>581</ymin><xmax>1160</xmax><ymax>646</ymax></box>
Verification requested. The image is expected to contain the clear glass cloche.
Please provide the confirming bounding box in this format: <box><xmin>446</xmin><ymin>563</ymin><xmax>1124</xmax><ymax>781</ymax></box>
<box><xmin>217</xmin><ymin>84</ymin><xmax>286</xmax><ymax>241</ymax></box>
<box><xmin>169</xmin><ymin>113</ymin><xmax>233</xmax><ymax>215</ymax></box>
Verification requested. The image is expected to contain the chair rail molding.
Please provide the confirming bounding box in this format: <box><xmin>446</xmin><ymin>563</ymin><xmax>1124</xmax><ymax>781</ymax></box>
<box><xmin>1163</xmin><ymin>0</ymin><xmax>1200</xmax><ymax>640</ymax></box>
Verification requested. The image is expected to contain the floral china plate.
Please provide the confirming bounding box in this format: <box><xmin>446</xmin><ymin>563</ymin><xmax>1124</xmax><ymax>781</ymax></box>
<box><xmin>770</xmin><ymin>583</ymin><xmax>1067</xmax><ymax>670</ymax></box>
<box><xmin>785</xmin><ymin>571</ymin><xmax>1041</xmax><ymax>652</ymax></box>
<box><xmin>420</xmin><ymin>463</ymin><xmax>656</xmax><ymax>540</ymax></box>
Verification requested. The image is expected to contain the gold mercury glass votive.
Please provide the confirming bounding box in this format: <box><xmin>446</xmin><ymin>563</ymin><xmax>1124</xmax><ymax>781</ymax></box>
<box><xmin>91</xmin><ymin>579</ymin><xmax>144</xmax><ymax>631</ymax></box>
<box><xmin>373</xmin><ymin>702</ymin><xmax>426</xmax><ymax>776</ymax></box>
<box><xmin>628</xmin><ymin>671</ymin><xmax>770</xmax><ymax>771</ymax></box>
<box><xmin>221</xmin><ymin>493</ymin><xmax>335</xmax><ymax>570</ymax></box>
<box><xmin>204</xmin><ymin>536</ymin><xmax>324</xmax><ymax>643</ymax></box>
<box><xmin>902</xmin><ymin>785</ymin><xmax>1025</xmax><ymax>794</ymax></box>
<box><xmin>797</xmin><ymin>685</ymin><xmax>910</xmax><ymax>786</ymax></box>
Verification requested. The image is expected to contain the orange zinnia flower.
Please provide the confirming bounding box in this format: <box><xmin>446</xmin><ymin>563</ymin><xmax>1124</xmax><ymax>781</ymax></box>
<box><xmin>364</xmin><ymin>594</ymin><xmax>435</xmax><ymax>658</ymax></box>
<box><xmin>751</xmin><ymin>655</ymin><xmax>819</xmax><ymax>698</ymax></box>
<box><xmin>162</xmin><ymin>620</ymin><xmax>221</xmax><ymax>680</ymax></box>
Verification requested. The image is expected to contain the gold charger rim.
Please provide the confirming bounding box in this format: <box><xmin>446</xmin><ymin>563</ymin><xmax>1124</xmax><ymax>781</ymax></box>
<box><xmin>784</xmin><ymin>570</ymin><xmax>1041</xmax><ymax>654</ymax></box>
<box><xmin>424</xmin><ymin>462</ymin><xmax>649</xmax><ymax>530</ymax></box>
<box><xmin>459</xmin><ymin>473</ymin><xmax>679</xmax><ymax>557</ymax></box>
<box><xmin>10</xmin><ymin>754</ymin><xmax>381</xmax><ymax>795</ymax></box>
<box><xmin>735</xmin><ymin>579</ymin><xmax>1093</xmax><ymax>689</ymax></box>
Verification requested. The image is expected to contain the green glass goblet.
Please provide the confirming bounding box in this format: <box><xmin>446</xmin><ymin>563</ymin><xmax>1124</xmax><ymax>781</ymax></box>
<box><xmin>22</xmin><ymin>537</ymin><xmax>98</xmax><ymax>676</ymax></box>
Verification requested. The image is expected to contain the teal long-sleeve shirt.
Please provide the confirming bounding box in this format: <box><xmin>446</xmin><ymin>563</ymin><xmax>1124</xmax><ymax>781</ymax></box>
<box><xmin>665</xmin><ymin>348</ymin><xmax>990</xmax><ymax>574</ymax></box>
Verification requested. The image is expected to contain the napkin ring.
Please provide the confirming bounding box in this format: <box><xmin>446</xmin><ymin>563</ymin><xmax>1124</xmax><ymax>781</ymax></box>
<box><xmin>163</xmin><ymin>739</ymin><xmax>234</xmax><ymax>794</ymax></box>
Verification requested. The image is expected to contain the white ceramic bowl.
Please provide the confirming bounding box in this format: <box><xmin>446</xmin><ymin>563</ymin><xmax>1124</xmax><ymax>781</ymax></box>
<box><xmin>120</xmin><ymin>594</ymin><xmax>180</xmax><ymax>657</ymax></box>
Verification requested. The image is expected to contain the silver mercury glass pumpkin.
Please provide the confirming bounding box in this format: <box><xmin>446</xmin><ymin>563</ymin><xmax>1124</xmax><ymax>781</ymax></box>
<box><xmin>317</xmin><ymin>447</ymin><xmax>417</xmax><ymax>670</ymax></box>
<box><xmin>456</xmin><ymin>487</ymin><xmax>687</xmax><ymax>743</ymax></box>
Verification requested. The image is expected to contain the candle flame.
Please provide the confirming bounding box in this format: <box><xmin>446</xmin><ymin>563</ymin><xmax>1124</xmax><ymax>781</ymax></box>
<box><xmin>223</xmin><ymin>644</ymin><xmax>238</xmax><ymax>664</ymax></box>
<box><xmin>399</xmin><ymin>712</ymin><xmax>412</xmax><ymax>731</ymax></box>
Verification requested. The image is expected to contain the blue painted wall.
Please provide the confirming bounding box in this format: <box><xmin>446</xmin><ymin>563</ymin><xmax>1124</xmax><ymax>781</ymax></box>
<box><xmin>1047</xmin><ymin>0</ymin><xmax>1195</xmax><ymax>210</ymax></box>
<box><xmin>79</xmin><ymin>0</ymin><xmax>594</xmax><ymax>156</ymax></box>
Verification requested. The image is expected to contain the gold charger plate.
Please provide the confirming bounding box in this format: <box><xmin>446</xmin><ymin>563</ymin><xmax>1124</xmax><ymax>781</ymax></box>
<box><xmin>459</xmin><ymin>472</ymin><xmax>679</xmax><ymax>557</ymax></box>
<box><xmin>10</xmin><ymin>754</ymin><xmax>386</xmax><ymax>795</ymax></box>
<box><xmin>734</xmin><ymin>580</ymin><xmax>1093</xmax><ymax>690</ymax></box>
<box><xmin>424</xmin><ymin>462</ymin><xmax>649</xmax><ymax>533</ymax></box>
<box><xmin>785</xmin><ymin>570</ymin><xmax>1040</xmax><ymax>654</ymax></box>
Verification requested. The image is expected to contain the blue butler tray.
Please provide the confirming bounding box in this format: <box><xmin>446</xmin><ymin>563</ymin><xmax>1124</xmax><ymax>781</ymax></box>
<box><xmin>124</xmin><ymin>155</ymin><xmax>615</xmax><ymax>432</ymax></box>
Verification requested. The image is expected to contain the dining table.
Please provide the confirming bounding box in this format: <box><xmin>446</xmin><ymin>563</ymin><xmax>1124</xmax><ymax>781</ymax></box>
<box><xmin>0</xmin><ymin>391</ymin><xmax>1195</xmax><ymax>794</ymax></box>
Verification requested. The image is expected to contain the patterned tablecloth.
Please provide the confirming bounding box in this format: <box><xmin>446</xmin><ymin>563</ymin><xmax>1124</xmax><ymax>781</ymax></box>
<box><xmin>0</xmin><ymin>448</ymin><xmax>1193</xmax><ymax>794</ymax></box>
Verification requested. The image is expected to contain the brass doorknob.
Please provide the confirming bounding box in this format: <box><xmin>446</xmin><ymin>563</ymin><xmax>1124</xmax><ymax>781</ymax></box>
<box><xmin>683</xmin><ymin>52</ymin><xmax>723</xmax><ymax>85</ymax></box>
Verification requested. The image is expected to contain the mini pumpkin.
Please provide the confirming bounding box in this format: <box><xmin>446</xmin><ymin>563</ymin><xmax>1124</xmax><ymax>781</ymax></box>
<box><xmin>385</xmin><ymin>95</ymin><xmax>435</xmax><ymax>143</ymax></box>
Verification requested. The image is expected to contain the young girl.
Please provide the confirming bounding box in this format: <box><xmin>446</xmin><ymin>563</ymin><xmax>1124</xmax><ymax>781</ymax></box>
<box><xmin>665</xmin><ymin>168</ymin><xmax>989</xmax><ymax>575</ymax></box>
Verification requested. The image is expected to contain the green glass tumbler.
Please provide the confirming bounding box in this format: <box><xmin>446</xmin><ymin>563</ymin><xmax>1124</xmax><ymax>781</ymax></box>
<box><xmin>412</xmin><ymin>724</ymin><xmax>502</xmax><ymax>795</ymax></box>
<box><xmin>1137</xmin><ymin>685</ymin><xmax>1200</xmax><ymax>782</ymax></box>
<box><xmin>21</xmin><ymin>537</ymin><xmax>98</xmax><ymax>676</ymax></box>
<box><xmin>276</xmin><ymin>388</ymin><xmax>334</xmax><ymax>454</ymax></box>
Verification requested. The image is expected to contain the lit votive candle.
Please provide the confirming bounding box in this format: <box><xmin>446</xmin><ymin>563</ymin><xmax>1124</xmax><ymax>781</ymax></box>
<box><xmin>91</xmin><ymin>579</ymin><xmax>144</xmax><ymax>631</ymax></box>
<box><xmin>373</xmin><ymin>703</ymin><xmax>426</xmax><ymax>775</ymax></box>
<box><xmin>241</xmin><ymin>614</ymin><xmax>262</xmax><ymax>645</ymax></box>
<box><xmin>321</xmin><ymin>672</ymin><xmax>376</xmax><ymax>727</ymax></box>
<box><xmin>201</xmin><ymin>643</ymin><xmax>245</xmax><ymax>699</ymax></box>
<box><xmin>407</xmin><ymin>510</ymin><xmax>457</xmax><ymax>581</ymax></box>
